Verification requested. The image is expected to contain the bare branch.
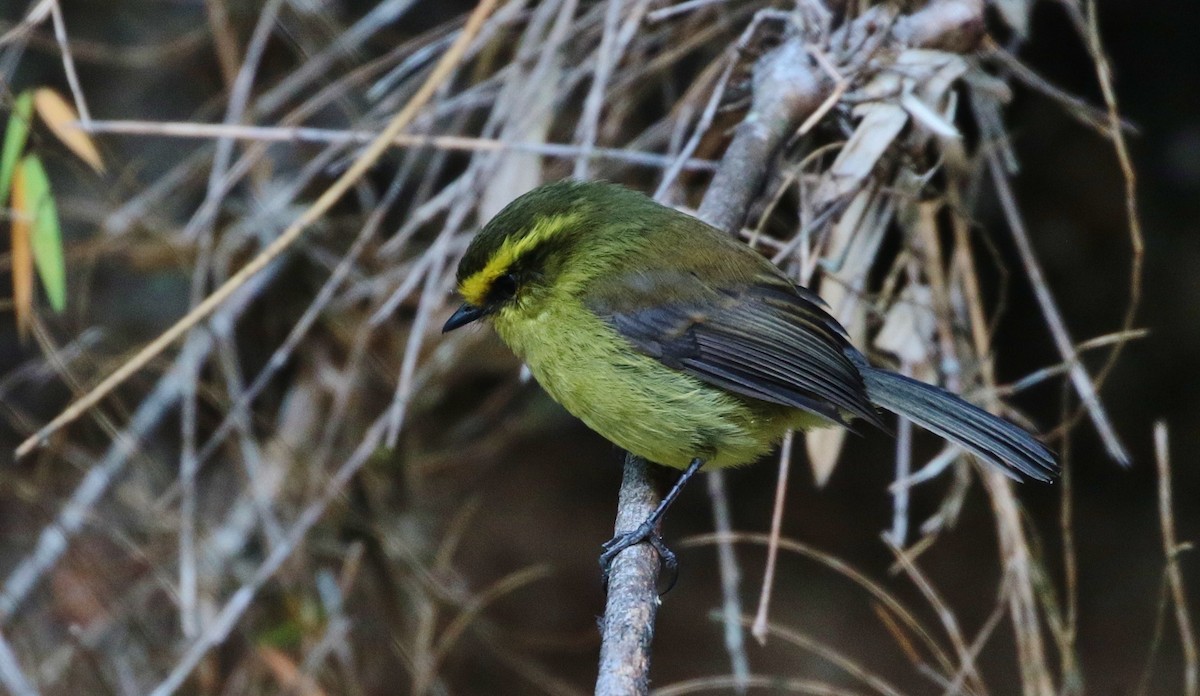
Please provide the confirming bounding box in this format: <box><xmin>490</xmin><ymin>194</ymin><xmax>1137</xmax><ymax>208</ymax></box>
<box><xmin>1154</xmin><ymin>423</ymin><xmax>1199</xmax><ymax>696</ymax></box>
<box><xmin>595</xmin><ymin>455</ymin><xmax>664</xmax><ymax>696</ymax></box>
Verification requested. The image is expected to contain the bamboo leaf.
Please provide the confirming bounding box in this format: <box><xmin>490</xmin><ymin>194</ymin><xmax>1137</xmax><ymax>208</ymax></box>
<box><xmin>19</xmin><ymin>155</ymin><xmax>67</xmax><ymax>313</ymax></box>
<box><xmin>875</xmin><ymin>283</ymin><xmax>936</xmax><ymax>365</ymax></box>
<box><xmin>9</xmin><ymin>161</ymin><xmax>33</xmax><ymax>339</ymax></box>
<box><xmin>34</xmin><ymin>88</ymin><xmax>105</xmax><ymax>174</ymax></box>
<box><xmin>808</xmin><ymin>189</ymin><xmax>888</xmax><ymax>485</ymax></box>
<box><xmin>1</xmin><ymin>90</ymin><xmax>35</xmax><ymax>210</ymax></box>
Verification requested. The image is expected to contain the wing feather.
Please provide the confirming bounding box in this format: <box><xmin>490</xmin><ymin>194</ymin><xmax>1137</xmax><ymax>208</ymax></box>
<box><xmin>590</xmin><ymin>270</ymin><xmax>883</xmax><ymax>429</ymax></box>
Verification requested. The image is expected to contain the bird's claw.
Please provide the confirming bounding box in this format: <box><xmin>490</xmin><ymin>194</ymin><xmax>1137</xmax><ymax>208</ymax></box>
<box><xmin>599</xmin><ymin>523</ymin><xmax>679</xmax><ymax>594</ymax></box>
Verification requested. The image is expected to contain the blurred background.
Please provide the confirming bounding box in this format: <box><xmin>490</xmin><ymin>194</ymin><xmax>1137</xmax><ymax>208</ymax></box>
<box><xmin>0</xmin><ymin>0</ymin><xmax>1196</xmax><ymax>694</ymax></box>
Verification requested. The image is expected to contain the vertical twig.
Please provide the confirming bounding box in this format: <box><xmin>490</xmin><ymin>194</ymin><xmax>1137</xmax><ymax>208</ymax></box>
<box><xmin>177</xmin><ymin>331</ymin><xmax>205</xmax><ymax>639</ymax></box>
<box><xmin>47</xmin><ymin>0</ymin><xmax>90</xmax><ymax>124</ymax></box>
<box><xmin>178</xmin><ymin>1</ymin><xmax>284</xmax><ymax>627</ymax></box>
<box><xmin>752</xmin><ymin>431</ymin><xmax>794</xmax><ymax>645</ymax></box>
<box><xmin>707</xmin><ymin>469</ymin><xmax>751</xmax><ymax>691</ymax></box>
<box><xmin>952</xmin><ymin>164</ymin><xmax>1055</xmax><ymax>696</ymax></box>
<box><xmin>886</xmin><ymin>371</ymin><xmax>914</xmax><ymax>548</ymax></box>
<box><xmin>1056</xmin><ymin>401</ymin><xmax>1083</xmax><ymax>694</ymax></box>
<box><xmin>1153</xmin><ymin>422</ymin><xmax>1198</xmax><ymax>696</ymax></box>
<box><xmin>981</xmin><ymin>470</ymin><xmax>1054</xmax><ymax>696</ymax></box>
<box><xmin>695</xmin><ymin>25</ymin><xmax>830</xmax><ymax>671</ymax></box>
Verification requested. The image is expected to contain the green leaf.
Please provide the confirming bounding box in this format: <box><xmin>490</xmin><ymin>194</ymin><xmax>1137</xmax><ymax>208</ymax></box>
<box><xmin>19</xmin><ymin>155</ymin><xmax>67</xmax><ymax>312</ymax></box>
<box><xmin>1</xmin><ymin>91</ymin><xmax>35</xmax><ymax>210</ymax></box>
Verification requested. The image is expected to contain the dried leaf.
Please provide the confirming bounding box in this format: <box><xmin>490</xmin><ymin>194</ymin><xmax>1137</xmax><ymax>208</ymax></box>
<box><xmin>34</xmin><ymin>88</ymin><xmax>105</xmax><ymax>174</ymax></box>
<box><xmin>905</xmin><ymin>50</ymin><xmax>968</xmax><ymax>104</ymax></box>
<box><xmin>19</xmin><ymin>155</ymin><xmax>67</xmax><ymax>313</ymax></box>
<box><xmin>1</xmin><ymin>90</ymin><xmax>35</xmax><ymax>210</ymax></box>
<box><xmin>874</xmin><ymin>284</ymin><xmax>936</xmax><ymax>365</ymax></box>
<box><xmin>806</xmin><ymin>427</ymin><xmax>846</xmax><ymax>487</ymax></box>
<box><xmin>808</xmin><ymin>189</ymin><xmax>890</xmax><ymax>485</ymax></box>
<box><xmin>812</xmin><ymin>74</ymin><xmax>908</xmax><ymax>207</ymax></box>
<box><xmin>900</xmin><ymin>91</ymin><xmax>960</xmax><ymax>139</ymax></box>
<box><xmin>10</xmin><ymin>163</ymin><xmax>33</xmax><ymax>340</ymax></box>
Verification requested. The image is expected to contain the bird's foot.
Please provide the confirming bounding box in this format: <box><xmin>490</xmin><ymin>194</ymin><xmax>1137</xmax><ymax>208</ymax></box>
<box><xmin>599</xmin><ymin>522</ymin><xmax>679</xmax><ymax>594</ymax></box>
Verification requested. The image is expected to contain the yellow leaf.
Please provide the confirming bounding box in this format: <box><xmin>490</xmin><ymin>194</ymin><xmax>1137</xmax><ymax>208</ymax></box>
<box><xmin>33</xmin><ymin>88</ymin><xmax>105</xmax><ymax>174</ymax></box>
<box><xmin>10</xmin><ymin>164</ymin><xmax>33</xmax><ymax>341</ymax></box>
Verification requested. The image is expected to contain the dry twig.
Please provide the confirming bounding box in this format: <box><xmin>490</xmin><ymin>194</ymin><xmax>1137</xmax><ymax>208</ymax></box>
<box><xmin>1153</xmin><ymin>423</ymin><xmax>1198</xmax><ymax>696</ymax></box>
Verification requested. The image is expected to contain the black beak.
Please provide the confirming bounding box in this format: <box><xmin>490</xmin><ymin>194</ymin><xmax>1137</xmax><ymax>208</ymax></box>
<box><xmin>442</xmin><ymin>303</ymin><xmax>486</xmax><ymax>333</ymax></box>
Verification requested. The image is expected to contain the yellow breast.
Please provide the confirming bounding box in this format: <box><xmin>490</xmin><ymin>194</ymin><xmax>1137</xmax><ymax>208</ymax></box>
<box><xmin>490</xmin><ymin>297</ymin><xmax>805</xmax><ymax>469</ymax></box>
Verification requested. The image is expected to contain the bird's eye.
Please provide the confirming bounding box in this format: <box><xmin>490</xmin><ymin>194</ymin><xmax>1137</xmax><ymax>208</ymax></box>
<box><xmin>491</xmin><ymin>273</ymin><xmax>518</xmax><ymax>300</ymax></box>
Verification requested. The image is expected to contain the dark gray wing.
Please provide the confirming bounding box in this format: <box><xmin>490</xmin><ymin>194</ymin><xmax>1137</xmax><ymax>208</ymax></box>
<box><xmin>588</xmin><ymin>271</ymin><xmax>884</xmax><ymax>429</ymax></box>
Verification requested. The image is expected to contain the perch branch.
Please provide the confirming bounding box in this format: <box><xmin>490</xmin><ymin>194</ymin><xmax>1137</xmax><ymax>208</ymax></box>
<box><xmin>595</xmin><ymin>455</ymin><xmax>665</xmax><ymax>696</ymax></box>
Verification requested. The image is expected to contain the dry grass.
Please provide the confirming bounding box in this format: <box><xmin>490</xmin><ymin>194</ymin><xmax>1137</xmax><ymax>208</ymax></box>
<box><xmin>0</xmin><ymin>0</ymin><xmax>1185</xmax><ymax>694</ymax></box>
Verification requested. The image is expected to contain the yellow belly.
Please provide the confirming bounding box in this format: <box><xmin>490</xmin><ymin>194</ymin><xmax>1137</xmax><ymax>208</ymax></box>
<box><xmin>492</xmin><ymin>299</ymin><xmax>822</xmax><ymax>469</ymax></box>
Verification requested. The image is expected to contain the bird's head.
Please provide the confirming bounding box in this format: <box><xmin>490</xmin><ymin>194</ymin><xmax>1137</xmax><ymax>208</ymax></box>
<box><xmin>442</xmin><ymin>180</ymin><xmax>646</xmax><ymax>332</ymax></box>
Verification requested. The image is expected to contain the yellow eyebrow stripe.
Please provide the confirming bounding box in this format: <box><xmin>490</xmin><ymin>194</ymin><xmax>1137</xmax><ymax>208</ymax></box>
<box><xmin>459</xmin><ymin>211</ymin><xmax>581</xmax><ymax>306</ymax></box>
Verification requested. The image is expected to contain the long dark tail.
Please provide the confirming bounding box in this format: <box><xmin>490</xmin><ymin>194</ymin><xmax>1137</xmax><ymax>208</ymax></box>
<box><xmin>859</xmin><ymin>365</ymin><xmax>1058</xmax><ymax>482</ymax></box>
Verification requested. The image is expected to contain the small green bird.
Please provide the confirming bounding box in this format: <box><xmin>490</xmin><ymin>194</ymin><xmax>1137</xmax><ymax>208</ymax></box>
<box><xmin>443</xmin><ymin>180</ymin><xmax>1056</xmax><ymax>574</ymax></box>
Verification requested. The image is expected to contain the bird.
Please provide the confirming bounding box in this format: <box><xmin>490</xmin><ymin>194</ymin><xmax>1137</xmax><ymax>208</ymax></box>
<box><xmin>442</xmin><ymin>180</ymin><xmax>1057</xmax><ymax>577</ymax></box>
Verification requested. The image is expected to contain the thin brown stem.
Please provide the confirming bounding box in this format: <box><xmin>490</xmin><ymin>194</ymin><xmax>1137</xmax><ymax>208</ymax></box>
<box><xmin>1154</xmin><ymin>422</ymin><xmax>1199</xmax><ymax>696</ymax></box>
